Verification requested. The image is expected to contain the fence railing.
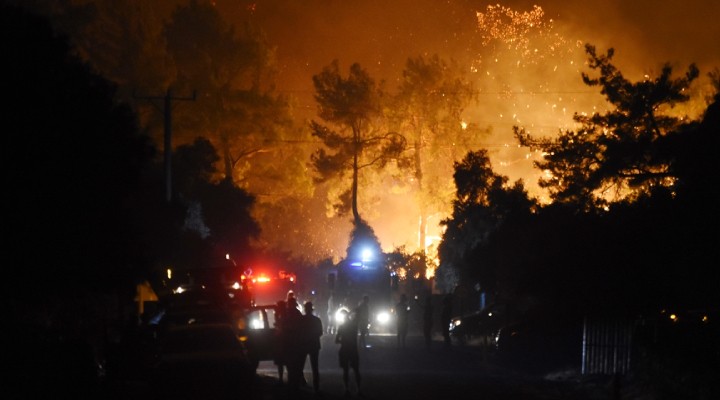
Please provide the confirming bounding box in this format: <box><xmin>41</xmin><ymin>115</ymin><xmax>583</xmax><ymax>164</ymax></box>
<box><xmin>581</xmin><ymin>316</ymin><xmax>634</xmax><ymax>375</ymax></box>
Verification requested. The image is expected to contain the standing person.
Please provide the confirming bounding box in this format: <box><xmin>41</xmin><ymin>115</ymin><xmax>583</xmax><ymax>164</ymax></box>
<box><xmin>284</xmin><ymin>296</ymin><xmax>305</xmax><ymax>390</ymax></box>
<box><xmin>335</xmin><ymin>309</ymin><xmax>362</xmax><ymax>397</ymax></box>
<box><xmin>441</xmin><ymin>294</ymin><xmax>453</xmax><ymax>349</ymax></box>
<box><xmin>420</xmin><ymin>296</ymin><xmax>434</xmax><ymax>350</ymax></box>
<box><xmin>301</xmin><ymin>301</ymin><xmax>324</xmax><ymax>394</ymax></box>
<box><xmin>395</xmin><ymin>294</ymin><xmax>410</xmax><ymax>349</ymax></box>
<box><xmin>273</xmin><ymin>300</ymin><xmax>288</xmax><ymax>385</ymax></box>
<box><xmin>355</xmin><ymin>295</ymin><xmax>370</xmax><ymax>349</ymax></box>
<box><xmin>286</xmin><ymin>290</ymin><xmax>298</xmax><ymax>309</ymax></box>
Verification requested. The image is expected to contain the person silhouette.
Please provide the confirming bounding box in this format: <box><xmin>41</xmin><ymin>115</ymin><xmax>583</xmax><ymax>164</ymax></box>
<box><xmin>395</xmin><ymin>294</ymin><xmax>410</xmax><ymax>349</ymax></box>
<box><xmin>301</xmin><ymin>301</ymin><xmax>323</xmax><ymax>394</ymax></box>
<box><xmin>355</xmin><ymin>295</ymin><xmax>370</xmax><ymax>349</ymax></box>
<box><xmin>335</xmin><ymin>309</ymin><xmax>361</xmax><ymax>397</ymax></box>
<box><xmin>284</xmin><ymin>297</ymin><xmax>305</xmax><ymax>390</ymax></box>
<box><xmin>273</xmin><ymin>299</ymin><xmax>288</xmax><ymax>385</ymax></box>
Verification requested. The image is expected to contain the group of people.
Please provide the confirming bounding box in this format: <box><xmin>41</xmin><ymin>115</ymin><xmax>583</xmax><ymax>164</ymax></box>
<box><xmin>271</xmin><ymin>290</ymin><xmax>453</xmax><ymax>396</ymax></box>
<box><xmin>273</xmin><ymin>292</ymin><xmax>323</xmax><ymax>393</ymax></box>
<box><xmin>273</xmin><ymin>291</ymin><xmax>363</xmax><ymax>396</ymax></box>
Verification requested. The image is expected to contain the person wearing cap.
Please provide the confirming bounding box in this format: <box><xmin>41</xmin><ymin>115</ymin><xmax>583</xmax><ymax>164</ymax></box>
<box><xmin>301</xmin><ymin>301</ymin><xmax>324</xmax><ymax>393</ymax></box>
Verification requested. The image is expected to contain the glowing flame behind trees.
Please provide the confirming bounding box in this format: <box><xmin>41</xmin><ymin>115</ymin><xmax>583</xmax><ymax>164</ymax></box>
<box><xmin>159</xmin><ymin>1</ymin><xmax>328</xmax><ymax>264</ymax></box>
<box><xmin>437</xmin><ymin>4</ymin><xmax>713</xmax><ymax>295</ymax></box>
<box><xmin>164</xmin><ymin>1</ymin><xmax>302</xmax><ymax>192</ymax></box>
<box><xmin>352</xmin><ymin>5</ymin><xmax>594</xmax><ymax>265</ymax></box>
<box><xmin>470</xmin><ymin>4</ymin><xmax>600</xmax><ymax>202</ymax></box>
<box><xmin>386</xmin><ymin>54</ymin><xmax>482</xmax><ymax>276</ymax></box>
<box><xmin>20</xmin><ymin>1</ymin><xmax>717</xmax><ymax>266</ymax></box>
<box><xmin>514</xmin><ymin>44</ymin><xmax>701</xmax><ymax>210</ymax></box>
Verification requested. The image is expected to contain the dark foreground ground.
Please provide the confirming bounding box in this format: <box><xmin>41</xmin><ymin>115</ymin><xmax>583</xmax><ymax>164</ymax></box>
<box><xmin>13</xmin><ymin>329</ymin><xmax>718</xmax><ymax>400</ymax></box>
<box><xmin>250</xmin><ymin>333</ymin><xmax>636</xmax><ymax>400</ymax></box>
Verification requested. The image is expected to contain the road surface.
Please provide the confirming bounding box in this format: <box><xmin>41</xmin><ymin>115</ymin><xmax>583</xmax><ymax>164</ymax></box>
<box><xmin>254</xmin><ymin>333</ymin><xmax>603</xmax><ymax>400</ymax></box>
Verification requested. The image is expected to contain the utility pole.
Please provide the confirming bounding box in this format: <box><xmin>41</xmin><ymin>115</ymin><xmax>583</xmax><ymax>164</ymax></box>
<box><xmin>134</xmin><ymin>88</ymin><xmax>196</xmax><ymax>202</ymax></box>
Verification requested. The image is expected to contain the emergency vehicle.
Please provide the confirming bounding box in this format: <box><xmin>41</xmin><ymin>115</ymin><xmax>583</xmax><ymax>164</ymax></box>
<box><xmin>330</xmin><ymin>248</ymin><xmax>395</xmax><ymax>334</ymax></box>
<box><xmin>242</xmin><ymin>269</ymin><xmax>298</xmax><ymax>306</ymax></box>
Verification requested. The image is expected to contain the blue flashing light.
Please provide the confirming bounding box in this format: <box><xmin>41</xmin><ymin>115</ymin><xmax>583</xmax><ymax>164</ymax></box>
<box><xmin>361</xmin><ymin>248</ymin><xmax>373</xmax><ymax>262</ymax></box>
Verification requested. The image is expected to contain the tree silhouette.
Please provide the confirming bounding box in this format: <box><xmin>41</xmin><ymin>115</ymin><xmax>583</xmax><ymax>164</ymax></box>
<box><xmin>163</xmin><ymin>2</ymin><xmax>318</xmax><ymax>262</ymax></box>
<box><xmin>169</xmin><ymin>138</ymin><xmax>260</xmax><ymax>267</ymax></box>
<box><xmin>3</xmin><ymin>4</ymin><xmax>154</xmax><ymax>308</ymax></box>
<box><xmin>437</xmin><ymin>150</ymin><xmax>536</xmax><ymax>294</ymax></box>
<box><xmin>514</xmin><ymin>44</ymin><xmax>700</xmax><ymax>210</ymax></box>
<box><xmin>310</xmin><ymin>60</ymin><xmax>408</xmax><ymax>224</ymax></box>
<box><xmin>164</xmin><ymin>1</ymin><xmax>300</xmax><ymax>191</ymax></box>
<box><xmin>447</xmin><ymin>46</ymin><xmax>720</xmax><ymax>314</ymax></box>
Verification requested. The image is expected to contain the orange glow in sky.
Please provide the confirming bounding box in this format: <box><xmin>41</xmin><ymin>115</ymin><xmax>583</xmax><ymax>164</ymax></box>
<box><xmin>212</xmin><ymin>0</ymin><xmax>719</xmax><ymax>261</ymax></box>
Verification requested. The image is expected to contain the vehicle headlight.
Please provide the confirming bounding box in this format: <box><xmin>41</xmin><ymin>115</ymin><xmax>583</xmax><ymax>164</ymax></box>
<box><xmin>375</xmin><ymin>311</ymin><xmax>390</xmax><ymax>325</ymax></box>
<box><xmin>250</xmin><ymin>318</ymin><xmax>264</xmax><ymax>329</ymax></box>
<box><xmin>453</xmin><ymin>320</ymin><xmax>462</xmax><ymax>327</ymax></box>
<box><xmin>335</xmin><ymin>308</ymin><xmax>349</xmax><ymax>324</ymax></box>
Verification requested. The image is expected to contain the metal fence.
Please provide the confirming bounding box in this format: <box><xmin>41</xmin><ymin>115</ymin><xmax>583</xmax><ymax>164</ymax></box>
<box><xmin>581</xmin><ymin>316</ymin><xmax>634</xmax><ymax>375</ymax></box>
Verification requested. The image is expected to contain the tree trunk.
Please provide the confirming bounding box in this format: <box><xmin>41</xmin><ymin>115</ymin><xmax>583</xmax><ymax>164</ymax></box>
<box><xmin>352</xmin><ymin>124</ymin><xmax>361</xmax><ymax>224</ymax></box>
<box><xmin>414</xmin><ymin>136</ymin><xmax>426</xmax><ymax>254</ymax></box>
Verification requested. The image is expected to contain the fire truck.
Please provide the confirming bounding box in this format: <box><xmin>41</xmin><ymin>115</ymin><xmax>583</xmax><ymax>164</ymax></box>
<box><xmin>242</xmin><ymin>269</ymin><xmax>298</xmax><ymax>307</ymax></box>
<box><xmin>330</xmin><ymin>249</ymin><xmax>395</xmax><ymax>334</ymax></box>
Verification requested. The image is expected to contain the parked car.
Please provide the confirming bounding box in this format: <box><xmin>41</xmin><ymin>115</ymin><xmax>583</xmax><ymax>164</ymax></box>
<box><xmin>448</xmin><ymin>303</ymin><xmax>518</xmax><ymax>347</ymax></box>
<box><xmin>238</xmin><ymin>304</ymin><xmax>280</xmax><ymax>370</ymax></box>
<box><xmin>151</xmin><ymin>323</ymin><xmax>256</xmax><ymax>400</ymax></box>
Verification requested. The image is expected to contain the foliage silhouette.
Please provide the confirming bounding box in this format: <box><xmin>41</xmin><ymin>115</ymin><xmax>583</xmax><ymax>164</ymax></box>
<box><xmin>311</xmin><ymin>60</ymin><xmax>407</xmax><ymax>224</ymax></box>
<box><xmin>514</xmin><ymin>44</ymin><xmax>700</xmax><ymax>210</ymax></box>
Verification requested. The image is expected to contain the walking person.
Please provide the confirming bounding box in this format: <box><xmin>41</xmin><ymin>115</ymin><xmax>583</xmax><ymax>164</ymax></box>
<box><xmin>355</xmin><ymin>295</ymin><xmax>370</xmax><ymax>349</ymax></box>
<box><xmin>441</xmin><ymin>294</ymin><xmax>453</xmax><ymax>349</ymax></box>
<box><xmin>335</xmin><ymin>309</ymin><xmax>362</xmax><ymax>397</ymax></box>
<box><xmin>301</xmin><ymin>301</ymin><xmax>324</xmax><ymax>394</ymax></box>
<box><xmin>395</xmin><ymin>294</ymin><xmax>410</xmax><ymax>349</ymax></box>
